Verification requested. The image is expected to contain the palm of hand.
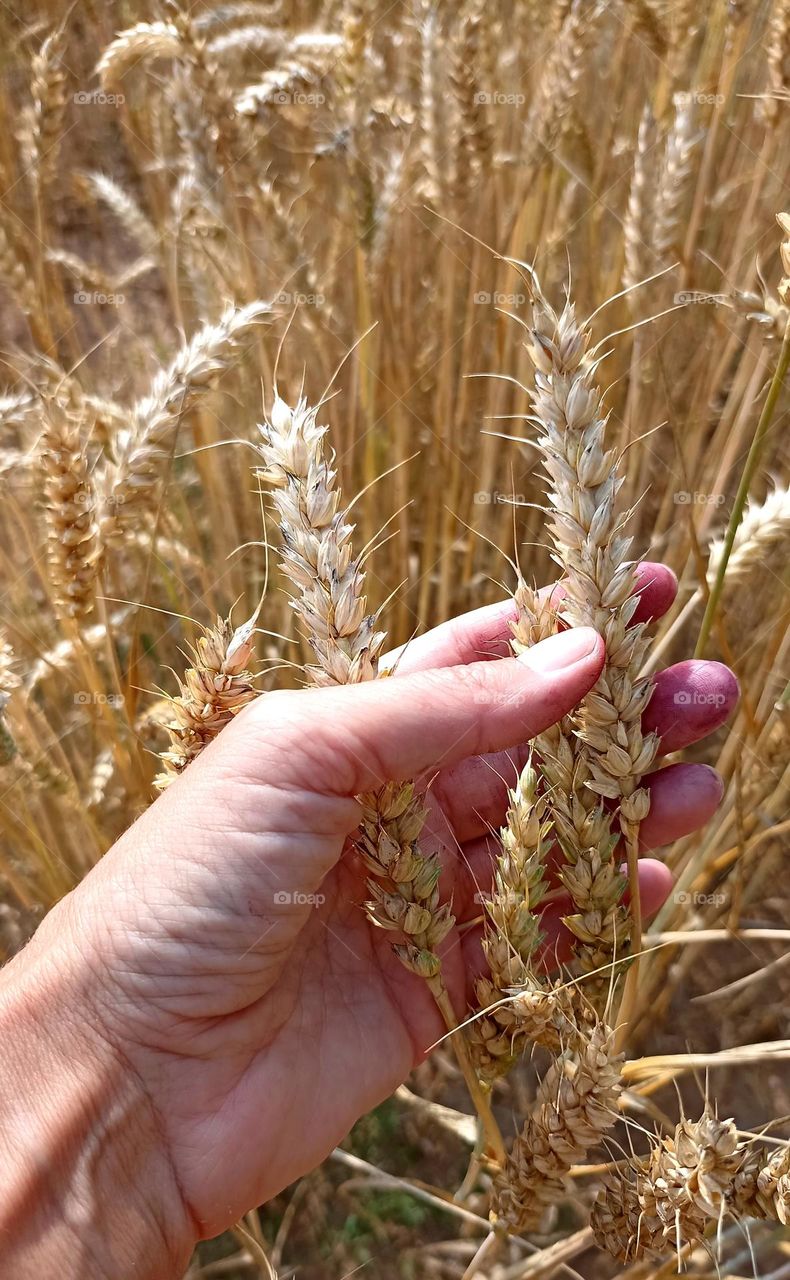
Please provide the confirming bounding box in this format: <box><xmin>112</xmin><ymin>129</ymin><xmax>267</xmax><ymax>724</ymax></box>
<box><xmin>55</xmin><ymin>568</ymin><xmax>735</xmax><ymax>1238</ymax></box>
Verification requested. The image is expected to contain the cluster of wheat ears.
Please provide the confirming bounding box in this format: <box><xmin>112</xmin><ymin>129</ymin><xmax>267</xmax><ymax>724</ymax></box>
<box><xmin>1</xmin><ymin>0</ymin><xmax>789</xmax><ymax>1275</ymax></box>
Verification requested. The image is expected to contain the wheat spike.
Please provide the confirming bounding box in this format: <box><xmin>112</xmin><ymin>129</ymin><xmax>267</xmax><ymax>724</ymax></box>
<box><xmin>40</xmin><ymin>400</ymin><xmax>100</xmax><ymax>621</ymax></box>
<box><xmin>23</xmin><ymin>25</ymin><xmax>68</xmax><ymax>195</ymax></box>
<box><xmin>763</xmin><ymin>0</ymin><xmax>790</xmax><ymax>125</ymax></box>
<box><xmin>255</xmin><ymin>393</ymin><xmax>455</xmax><ymax>983</ymax></box>
<box><xmin>492</xmin><ymin>1021</ymin><xmax>623</xmax><ymax>1232</ymax></box>
<box><xmin>83</xmin><ymin>173</ymin><xmax>160</xmax><ymax>259</ymax></box>
<box><xmin>510</xmin><ymin>269</ymin><xmax>658</xmax><ymax>991</ymax></box>
<box><xmin>102</xmin><ymin>300</ymin><xmax>271</xmax><ymax>541</ymax></box>
<box><xmin>469</xmin><ymin>756</ymin><xmax>579</xmax><ymax>1080</ymax></box>
<box><xmin>96</xmin><ymin>22</ymin><xmax>183</xmax><ymax>88</ymax></box>
<box><xmin>654</xmin><ymin>94</ymin><xmax>699</xmax><ymax>266</ymax></box>
<box><xmin>156</xmin><ymin>614</ymin><xmax>261</xmax><ymax>787</ymax></box>
<box><xmin>525</xmin><ymin>0</ymin><xmax>603</xmax><ymax>165</ymax></box>
<box><xmin>623</xmin><ymin>106</ymin><xmax>657</xmax><ymax>297</ymax></box>
<box><xmin>592</xmin><ymin>1109</ymin><xmax>790</xmax><ymax>1262</ymax></box>
<box><xmin>708</xmin><ymin>485</ymin><xmax>790</xmax><ymax>586</ymax></box>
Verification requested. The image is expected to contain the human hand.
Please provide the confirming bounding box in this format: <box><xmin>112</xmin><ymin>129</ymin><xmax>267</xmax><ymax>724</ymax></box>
<box><xmin>0</xmin><ymin>562</ymin><xmax>737</xmax><ymax>1274</ymax></box>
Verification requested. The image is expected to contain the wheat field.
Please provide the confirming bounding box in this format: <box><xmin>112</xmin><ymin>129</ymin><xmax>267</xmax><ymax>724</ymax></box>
<box><xmin>0</xmin><ymin>0</ymin><xmax>789</xmax><ymax>1275</ymax></box>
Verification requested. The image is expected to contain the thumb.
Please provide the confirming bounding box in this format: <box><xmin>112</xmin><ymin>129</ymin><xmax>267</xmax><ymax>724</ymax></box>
<box><xmin>234</xmin><ymin>627</ymin><xmax>604</xmax><ymax>796</ymax></box>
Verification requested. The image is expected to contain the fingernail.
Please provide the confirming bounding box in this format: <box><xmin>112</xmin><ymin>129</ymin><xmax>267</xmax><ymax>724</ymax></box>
<box><xmin>518</xmin><ymin>627</ymin><xmax>600</xmax><ymax>674</ymax></box>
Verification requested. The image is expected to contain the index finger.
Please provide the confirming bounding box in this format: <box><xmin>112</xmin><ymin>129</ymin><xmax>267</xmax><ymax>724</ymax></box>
<box><xmin>384</xmin><ymin>561</ymin><xmax>678</xmax><ymax>677</ymax></box>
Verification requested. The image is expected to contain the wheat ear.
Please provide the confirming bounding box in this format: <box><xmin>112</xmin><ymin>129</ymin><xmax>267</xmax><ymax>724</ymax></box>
<box><xmin>491</xmin><ymin>1021</ymin><xmax>623</xmax><ymax>1232</ymax></box>
<box><xmin>156</xmin><ymin>614</ymin><xmax>261</xmax><ymax>788</ymax></box>
<box><xmin>592</xmin><ymin>1108</ymin><xmax>790</xmax><ymax>1262</ymax></box>
<box><xmin>708</xmin><ymin>485</ymin><xmax>790</xmax><ymax>586</ymax></box>
<box><xmin>23</xmin><ymin>24</ymin><xmax>68</xmax><ymax>196</ymax></box>
<box><xmin>102</xmin><ymin>300</ymin><xmax>270</xmax><ymax>541</ymax></box>
<box><xmin>40</xmin><ymin>401</ymin><xmax>100</xmax><ymax>621</ymax></box>
<box><xmin>255</xmin><ymin>392</ymin><xmax>505</xmax><ymax>1164</ymax></box>
<box><xmin>468</xmin><ymin>755</ymin><xmax>578</xmax><ymax>1080</ymax></box>
<box><xmin>510</xmin><ymin>268</ymin><xmax>659</xmax><ymax>994</ymax></box>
